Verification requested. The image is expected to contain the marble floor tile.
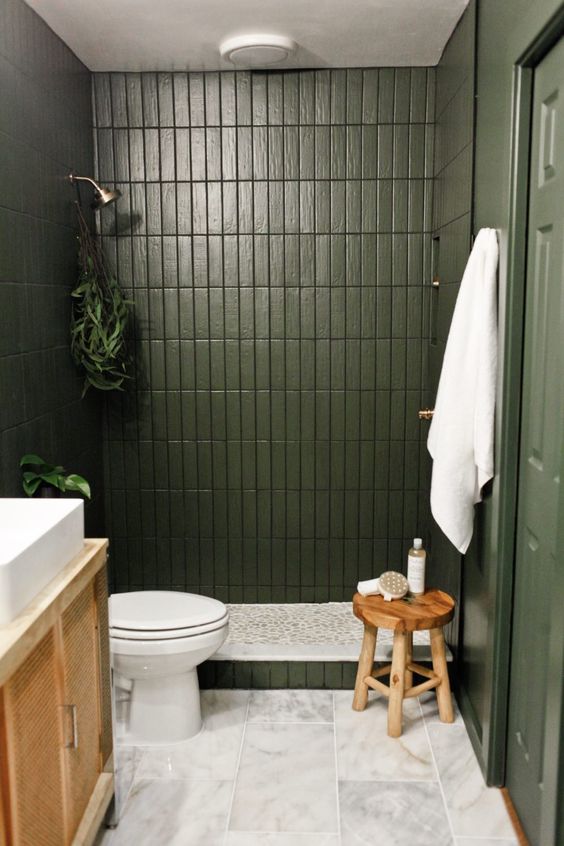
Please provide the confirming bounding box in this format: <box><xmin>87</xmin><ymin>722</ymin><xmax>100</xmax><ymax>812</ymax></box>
<box><xmin>101</xmin><ymin>778</ymin><xmax>233</xmax><ymax>846</ymax></box>
<box><xmin>334</xmin><ymin>691</ymin><xmax>436</xmax><ymax>782</ymax></box>
<box><xmin>229</xmin><ymin>722</ymin><xmax>338</xmax><ymax>834</ymax></box>
<box><xmin>113</xmin><ymin>745</ymin><xmax>143</xmax><ymax>817</ymax></box>
<box><xmin>135</xmin><ymin>690</ymin><xmax>249</xmax><ymax>781</ymax></box>
<box><xmin>340</xmin><ymin>780</ymin><xmax>452</xmax><ymax>846</ymax></box>
<box><xmin>455</xmin><ymin>839</ymin><xmax>518</xmax><ymax>846</ymax></box>
<box><xmin>226</xmin><ymin>834</ymin><xmax>341</xmax><ymax>845</ymax></box>
<box><xmin>429</xmin><ymin>724</ymin><xmax>516</xmax><ymax>839</ymax></box>
<box><xmin>98</xmin><ymin>687</ymin><xmax>516</xmax><ymax>846</ymax></box>
<box><xmin>419</xmin><ymin>690</ymin><xmax>463</xmax><ymax>726</ymax></box>
<box><xmin>247</xmin><ymin>690</ymin><xmax>334</xmax><ymax>723</ymax></box>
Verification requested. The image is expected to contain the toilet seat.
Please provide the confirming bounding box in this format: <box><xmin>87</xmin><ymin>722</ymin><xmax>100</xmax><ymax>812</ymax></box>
<box><xmin>109</xmin><ymin>590</ymin><xmax>229</xmax><ymax>641</ymax></box>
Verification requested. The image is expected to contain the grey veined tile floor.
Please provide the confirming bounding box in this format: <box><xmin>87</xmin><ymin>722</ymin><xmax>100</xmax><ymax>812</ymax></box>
<box><xmin>97</xmin><ymin>689</ymin><xmax>518</xmax><ymax>846</ymax></box>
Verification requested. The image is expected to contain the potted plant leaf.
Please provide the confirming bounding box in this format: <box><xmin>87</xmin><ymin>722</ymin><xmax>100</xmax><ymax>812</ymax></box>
<box><xmin>70</xmin><ymin>203</ymin><xmax>133</xmax><ymax>397</ymax></box>
<box><xmin>20</xmin><ymin>454</ymin><xmax>91</xmax><ymax>499</ymax></box>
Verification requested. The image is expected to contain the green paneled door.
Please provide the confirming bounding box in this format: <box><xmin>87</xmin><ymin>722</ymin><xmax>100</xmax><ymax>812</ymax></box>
<box><xmin>505</xmin><ymin>37</ymin><xmax>564</xmax><ymax>845</ymax></box>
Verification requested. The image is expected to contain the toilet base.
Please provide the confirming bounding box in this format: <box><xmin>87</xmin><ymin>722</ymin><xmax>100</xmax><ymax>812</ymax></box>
<box><xmin>126</xmin><ymin>668</ymin><xmax>202</xmax><ymax>745</ymax></box>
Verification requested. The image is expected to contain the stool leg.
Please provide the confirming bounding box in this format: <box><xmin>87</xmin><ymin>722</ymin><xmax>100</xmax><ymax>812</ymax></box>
<box><xmin>352</xmin><ymin>624</ymin><xmax>377</xmax><ymax>711</ymax></box>
<box><xmin>430</xmin><ymin>627</ymin><xmax>454</xmax><ymax>723</ymax></box>
<box><xmin>405</xmin><ymin>632</ymin><xmax>413</xmax><ymax>691</ymax></box>
<box><xmin>388</xmin><ymin>630</ymin><xmax>407</xmax><ymax>737</ymax></box>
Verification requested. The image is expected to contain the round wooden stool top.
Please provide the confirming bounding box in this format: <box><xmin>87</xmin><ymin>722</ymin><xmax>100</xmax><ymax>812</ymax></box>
<box><xmin>353</xmin><ymin>589</ymin><xmax>455</xmax><ymax>633</ymax></box>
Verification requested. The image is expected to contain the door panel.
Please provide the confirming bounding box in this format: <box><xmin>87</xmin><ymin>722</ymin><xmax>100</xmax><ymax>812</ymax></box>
<box><xmin>506</xmin><ymin>36</ymin><xmax>564</xmax><ymax>845</ymax></box>
<box><xmin>95</xmin><ymin>567</ymin><xmax>113</xmax><ymax>767</ymax></box>
<box><xmin>2</xmin><ymin>632</ymin><xmax>66</xmax><ymax>846</ymax></box>
<box><xmin>61</xmin><ymin>582</ymin><xmax>101</xmax><ymax>837</ymax></box>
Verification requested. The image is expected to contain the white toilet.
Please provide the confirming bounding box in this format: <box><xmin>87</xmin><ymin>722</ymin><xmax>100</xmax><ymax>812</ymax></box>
<box><xmin>109</xmin><ymin>590</ymin><xmax>229</xmax><ymax>745</ymax></box>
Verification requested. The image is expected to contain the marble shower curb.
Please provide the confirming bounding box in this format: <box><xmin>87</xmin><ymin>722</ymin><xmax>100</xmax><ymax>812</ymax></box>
<box><xmin>211</xmin><ymin>602</ymin><xmax>453</xmax><ymax>663</ymax></box>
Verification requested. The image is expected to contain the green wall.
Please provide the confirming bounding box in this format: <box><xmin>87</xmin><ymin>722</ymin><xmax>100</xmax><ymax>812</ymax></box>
<box><xmin>93</xmin><ymin>68</ymin><xmax>436</xmax><ymax>599</ymax></box>
<box><xmin>0</xmin><ymin>0</ymin><xmax>104</xmax><ymax>531</ymax></box>
<box><xmin>428</xmin><ymin>1</ymin><xmax>476</xmax><ymax>654</ymax></box>
<box><xmin>458</xmin><ymin>0</ymin><xmax>563</xmax><ymax>785</ymax></box>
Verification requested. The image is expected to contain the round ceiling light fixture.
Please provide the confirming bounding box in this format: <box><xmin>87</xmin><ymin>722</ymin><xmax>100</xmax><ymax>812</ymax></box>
<box><xmin>219</xmin><ymin>34</ymin><xmax>296</xmax><ymax>67</ymax></box>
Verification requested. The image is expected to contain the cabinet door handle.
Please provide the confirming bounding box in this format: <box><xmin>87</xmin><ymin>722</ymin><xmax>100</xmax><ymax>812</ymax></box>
<box><xmin>62</xmin><ymin>704</ymin><xmax>78</xmax><ymax>749</ymax></box>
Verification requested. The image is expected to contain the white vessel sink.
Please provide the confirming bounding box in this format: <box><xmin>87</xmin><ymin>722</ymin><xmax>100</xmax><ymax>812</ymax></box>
<box><xmin>0</xmin><ymin>499</ymin><xmax>84</xmax><ymax>625</ymax></box>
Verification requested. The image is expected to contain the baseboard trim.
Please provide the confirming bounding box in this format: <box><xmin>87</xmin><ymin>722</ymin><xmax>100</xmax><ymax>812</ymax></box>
<box><xmin>501</xmin><ymin>787</ymin><xmax>531</xmax><ymax>846</ymax></box>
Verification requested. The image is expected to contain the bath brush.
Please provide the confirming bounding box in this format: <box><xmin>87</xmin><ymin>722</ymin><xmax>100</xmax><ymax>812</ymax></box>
<box><xmin>377</xmin><ymin>570</ymin><xmax>409</xmax><ymax>602</ymax></box>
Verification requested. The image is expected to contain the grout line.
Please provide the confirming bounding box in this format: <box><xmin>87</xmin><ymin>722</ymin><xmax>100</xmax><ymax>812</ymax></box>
<box><xmin>90</xmin><ymin>122</ymin><xmax>436</xmax><ymax>131</ymax></box>
<box><xmin>245</xmin><ymin>719</ymin><xmax>334</xmax><ymax>726</ymax></box>
<box><xmin>332</xmin><ymin>692</ymin><xmax>342</xmax><ymax>839</ymax></box>
<box><xmin>126</xmin><ymin>773</ymin><xmax>238</xmax><ymax>783</ymax></box>
<box><xmin>449</xmin><ymin>839</ymin><xmax>521</xmax><ymax>843</ymax></box>
<box><xmin>129</xmin><ymin>772</ymin><xmax>443</xmax><ymax>785</ymax></box>
<box><xmin>433</xmin><ymin>138</ymin><xmax>473</xmax><ymax>180</ymax></box>
<box><xmin>223</xmin><ymin>693</ymin><xmax>251</xmax><ymax>845</ymax></box>
<box><xmin>224</xmin><ymin>829</ymin><xmax>342</xmax><ymax>837</ymax></box>
<box><xmin>418</xmin><ymin>694</ymin><xmax>457</xmax><ymax>843</ymax></box>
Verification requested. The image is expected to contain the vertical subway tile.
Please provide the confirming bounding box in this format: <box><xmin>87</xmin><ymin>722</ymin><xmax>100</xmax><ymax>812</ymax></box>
<box><xmin>236</xmin><ymin>72</ymin><xmax>252</xmax><ymax>124</ymax></box>
<box><xmin>299</xmin><ymin>72</ymin><xmax>315</xmax><ymax>124</ymax></box>
<box><xmin>142</xmin><ymin>73</ymin><xmax>159</xmax><ymax>126</ymax></box>
<box><xmin>158</xmin><ymin>73</ymin><xmax>174</xmax><ymax>125</ymax></box>
<box><xmin>189</xmin><ymin>73</ymin><xmax>205</xmax><ymax>125</ymax></box>
<box><xmin>220</xmin><ymin>73</ymin><xmax>236</xmax><ymax>125</ymax></box>
<box><xmin>252</xmin><ymin>73</ymin><xmax>267</xmax><ymax>125</ymax></box>
<box><xmin>283</xmin><ymin>73</ymin><xmax>299</xmax><ymax>124</ymax></box>
<box><xmin>346</xmin><ymin>69</ymin><xmax>363</xmax><ymax>123</ymax></box>
<box><xmin>394</xmin><ymin>68</ymin><xmax>411</xmax><ymax>123</ymax></box>
<box><xmin>267</xmin><ymin>73</ymin><xmax>283</xmax><ymax>124</ymax></box>
<box><xmin>378</xmin><ymin>68</ymin><xmax>395</xmax><ymax>123</ymax></box>
<box><xmin>126</xmin><ymin>74</ymin><xmax>143</xmax><ymax>126</ymax></box>
<box><xmin>92</xmin><ymin>59</ymin><xmax>440</xmax><ymax>608</ymax></box>
<box><xmin>173</xmin><ymin>73</ymin><xmax>190</xmax><ymax>125</ymax></box>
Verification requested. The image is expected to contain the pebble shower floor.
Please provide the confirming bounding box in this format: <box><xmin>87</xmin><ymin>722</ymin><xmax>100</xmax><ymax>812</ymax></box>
<box><xmin>96</xmin><ymin>688</ymin><xmax>518</xmax><ymax>846</ymax></box>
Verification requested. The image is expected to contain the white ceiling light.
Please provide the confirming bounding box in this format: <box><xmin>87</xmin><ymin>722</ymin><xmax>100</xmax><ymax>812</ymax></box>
<box><xmin>219</xmin><ymin>34</ymin><xmax>296</xmax><ymax>67</ymax></box>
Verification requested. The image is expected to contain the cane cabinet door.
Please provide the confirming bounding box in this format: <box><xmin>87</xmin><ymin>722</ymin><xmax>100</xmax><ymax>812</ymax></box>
<box><xmin>60</xmin><ymin>582</ymin><xmax>101</xmax><ymax>837</ymax></box>
<box><xmin>1</xmin><ymin>631</ymin><xmax>66</xmax><ymax>846</ymax></box>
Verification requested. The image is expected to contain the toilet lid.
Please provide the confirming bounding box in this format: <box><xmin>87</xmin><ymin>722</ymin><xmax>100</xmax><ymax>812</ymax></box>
<box><xmin>109</xmin><ymin>591</ymin><xmax>227</xmax><ymax>632</ymax></box>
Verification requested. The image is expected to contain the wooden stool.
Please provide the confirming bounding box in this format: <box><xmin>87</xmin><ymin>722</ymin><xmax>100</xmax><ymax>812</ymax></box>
<box><xmin>352</xmin><ymin>589</ymin><xmax>455</xmax><ymax>737</ymax></box>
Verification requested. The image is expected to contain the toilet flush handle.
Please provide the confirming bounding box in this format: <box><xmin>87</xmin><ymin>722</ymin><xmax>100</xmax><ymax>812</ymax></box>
<box><xmin>418</xmin><ymin>408</ymin><xmax>435</xmax><ymax>420</ymax></box>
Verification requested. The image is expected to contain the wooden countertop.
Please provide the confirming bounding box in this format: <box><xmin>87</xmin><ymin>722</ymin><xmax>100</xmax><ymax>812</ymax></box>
<box><xmin>0</xmin><ymin>539</ymin><xmax>108</xmax><ymax>686</ymax></box>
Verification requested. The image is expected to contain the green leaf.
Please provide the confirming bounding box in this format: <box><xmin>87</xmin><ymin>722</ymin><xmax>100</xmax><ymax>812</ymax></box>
<box><xmin>20</xmin><ymin>453</ymin><xmax>46</xmax><ymax>467</ymax></box>
<box><xmin>70</xmin><ymin>204</ymin><xmax>134</xmax><ymax>395</ymax></box>
<box><xmin>38</xmin><ymin>472</ymin><xmax>66</xmax><ymax>492</ymax></box>
<box><xmin>64</xmin><ymin>475</ymin><xmax>91</xmax><ymax>499</ymax></box>
<box><xmin>22</xmin><ymin>471</ymin><xmax>39</xmax><ymax>483</ymax></box>
<box><xmin>23</xmin><ymin>477</ymin><xmax>42</xmax><ymax>497</ymax></box>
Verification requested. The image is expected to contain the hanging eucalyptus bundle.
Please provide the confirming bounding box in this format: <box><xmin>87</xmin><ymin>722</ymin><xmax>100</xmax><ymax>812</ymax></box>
<box><xmin>71</xmin><ymin>204</ymin><xmax>133</xmax><ymax>396</ymax></box>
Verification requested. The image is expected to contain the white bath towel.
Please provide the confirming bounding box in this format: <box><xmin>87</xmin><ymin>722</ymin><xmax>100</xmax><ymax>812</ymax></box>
<box><xmin>427</xmin><ymin>228</ymin><xmax>498</xmax><ymax>554</ymax></box>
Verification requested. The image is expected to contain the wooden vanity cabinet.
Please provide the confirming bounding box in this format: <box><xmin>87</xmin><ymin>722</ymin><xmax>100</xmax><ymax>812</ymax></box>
<box><xmin>0</xmin><ymin>540</ymin><xmax>113</xmax><ymax>846</ymax></box>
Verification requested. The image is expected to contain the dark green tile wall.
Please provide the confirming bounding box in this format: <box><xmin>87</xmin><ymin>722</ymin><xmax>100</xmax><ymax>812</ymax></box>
<box><xmin>199</xmin><ymin>660</ymin><xmax>358</xmax><ymax>691</ymax></box>
<box><xmin>0</xmin><ymin>0</ymin><xmax>104</xmax><ymax>530</ymax></box>
<box><xmin>93</xmin><ymin>67</ymin><xmax>436</xmax><ymax>599</ymax></box>
<box><xmin>427</xmin><ymin>2</ymin><xmax>476</xmax><ymax>651</ymax></box>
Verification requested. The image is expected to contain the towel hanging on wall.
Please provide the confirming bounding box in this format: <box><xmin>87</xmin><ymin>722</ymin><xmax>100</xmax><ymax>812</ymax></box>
<box><xmin>427</xmin><ymin>227</ymin><xmax>498</xmax><ymax>554</ymax></box>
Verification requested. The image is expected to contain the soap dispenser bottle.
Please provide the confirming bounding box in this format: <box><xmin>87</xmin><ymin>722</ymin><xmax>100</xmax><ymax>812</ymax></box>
<box><xmin>407</xmin><ymin>538</ymin><xmax>426</xmax><ymax>595</ymax></box>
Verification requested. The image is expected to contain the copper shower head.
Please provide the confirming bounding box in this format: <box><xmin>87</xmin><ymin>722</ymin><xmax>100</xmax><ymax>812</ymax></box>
<box><xmin>68</xmin><ymin>173</ymin><xmax>121</xmax><ymax>209</ymax></box>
